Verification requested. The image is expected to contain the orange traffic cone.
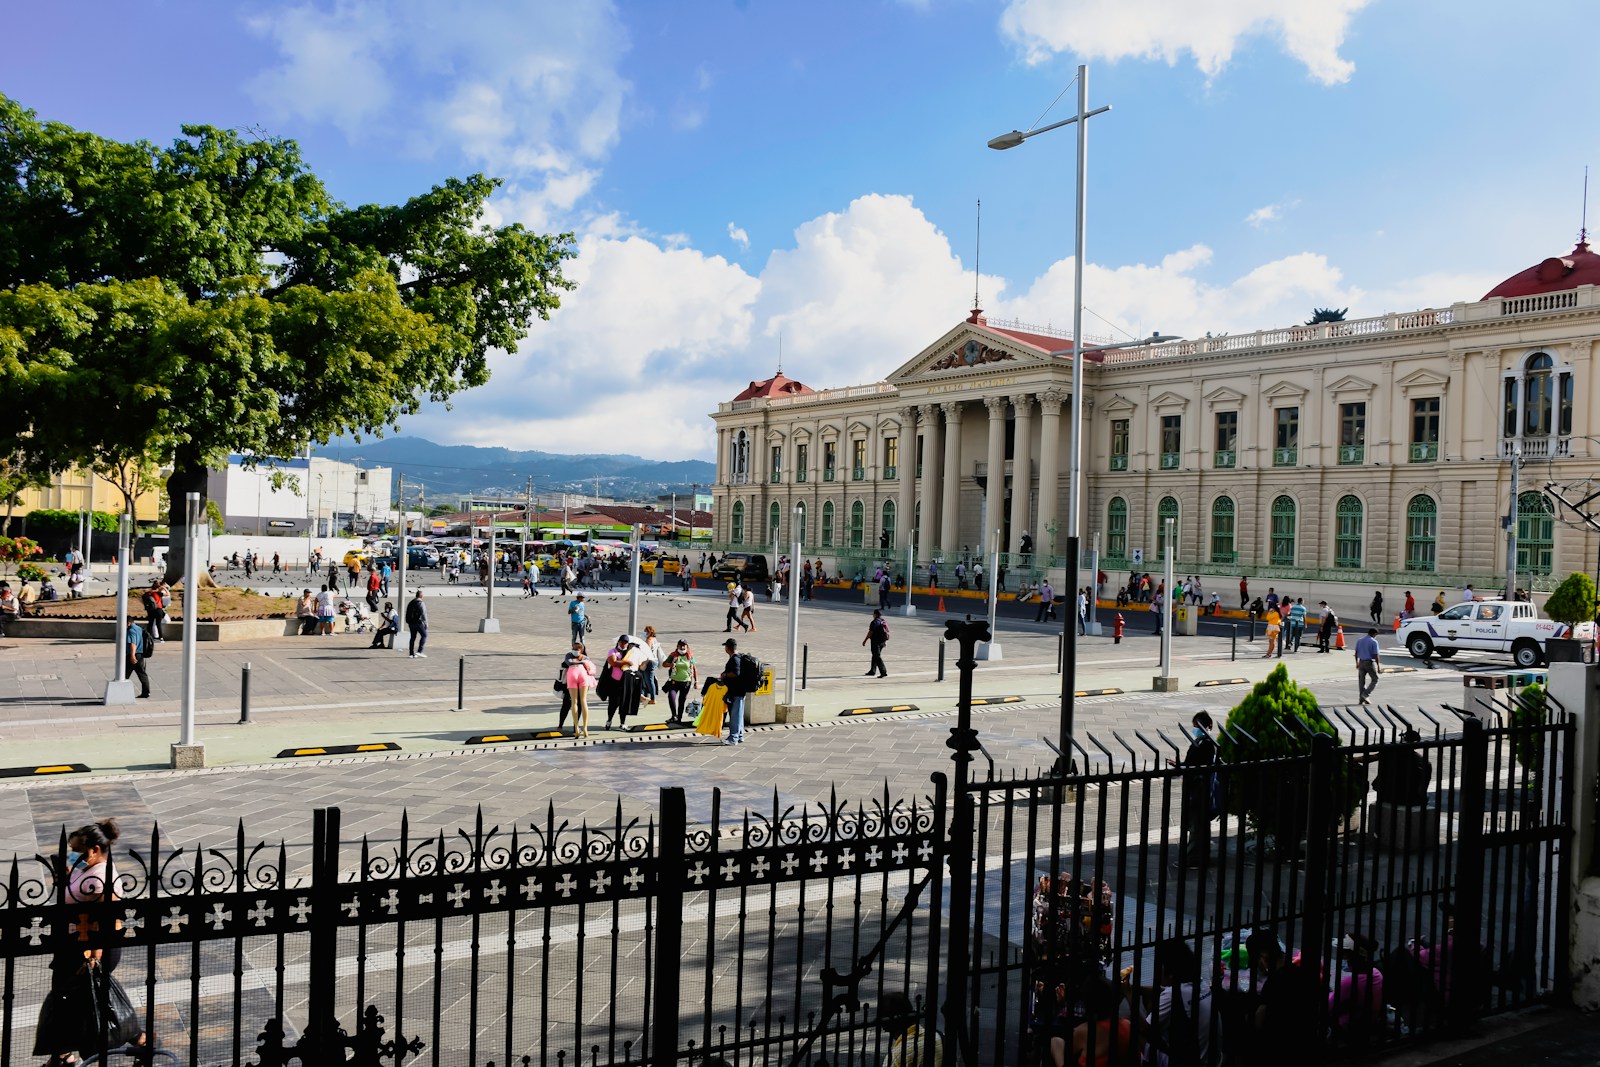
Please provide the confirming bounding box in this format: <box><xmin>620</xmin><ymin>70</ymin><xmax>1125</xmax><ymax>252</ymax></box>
<box><xmin>937</xmin><ymin>596</ymin><xmax>946</xmax><ymax>613</ymax></box>
<box><xmin>1392</xmin><ymin>613</ymin><xmax>1401</xmax><ymax>633</ymax></box>
<box><xmin>690</xmin><ymin>576</ymin><xmax>697</xmax><ymax>589</ymax></box>
<box><xmin>1335</xmin><ymin>625</ymin><xmax>1346</xmax><ymax>651</ymax></box>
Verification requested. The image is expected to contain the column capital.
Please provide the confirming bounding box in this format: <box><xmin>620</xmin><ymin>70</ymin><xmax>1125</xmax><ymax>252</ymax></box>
<box><xmin>1010</xmin><ymin>393</ymin><xmax>1033</xmax><ymax>412</ymax></box>
<box><xmin>898</xmin><ymin>405</ymin><xmax>919</xmax><ymax>425</ymax></box>
<box><xmin>940</xmin><ymin>400</ymin><xmax>965</xmax><ymax>422</ymax></box>
<box><xmin>983</xmin><ymin>395</ymin><xmax>1009</xmax><ymax>417</ymax></box>
<box><xmin>1040</xmin><ymin>388</ymin><xmax>1066</xmax><ymax>410</ymax></box>
<box><xmin>919</xmin><ymin>402</ymin><xmax>942</xmax><ymax>420</ymax></box>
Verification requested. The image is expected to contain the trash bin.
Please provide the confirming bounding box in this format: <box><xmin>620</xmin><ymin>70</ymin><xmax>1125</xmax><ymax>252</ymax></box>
<box><xmin>1174</xmin><ymin>604</ymin><xmax>1196</xmax><ymax>636</ymax></box>
<box><xmin>1462</xmin><ymin>673</ymin><xmax>1512</xmax><ymax>722</ymax></box>
<box><xmin>746</xmin><ymin>668</ymin><xmax>776</xmax><ymax>725</ymax></box>
<box><xmin>650</xmin><ymin>566</ymin><xmax>666</xmax><ymax>586</ymax></box>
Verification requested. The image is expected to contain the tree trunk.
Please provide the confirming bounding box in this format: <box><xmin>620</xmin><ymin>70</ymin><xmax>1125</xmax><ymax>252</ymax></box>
<box><xmin>163</xmin><ymin>453</ymin><xmax>210</xmax><ymax>586</ymax></box>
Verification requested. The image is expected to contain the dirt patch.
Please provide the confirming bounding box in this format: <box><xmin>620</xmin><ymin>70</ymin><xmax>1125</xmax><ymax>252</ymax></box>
<box><xmin>30</xmin><ymin>588</ymin><xmax>293</xmax><ymax>622</ymax></box>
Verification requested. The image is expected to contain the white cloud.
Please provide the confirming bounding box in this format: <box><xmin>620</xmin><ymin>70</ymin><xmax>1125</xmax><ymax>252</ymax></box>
<box><xmin>247</xmin><ymin>1</ymin><xmax>629</xmax><ymax>181</ymax></box>
<box><xmin>1245</xmin><ymin>204</ymin><xmax>1279</xmax><ymax>227</ymax></box>
<box><xmin>998</xmin><ymin>0</ymin><xmax>1374</xmax><ymax>84</ymax></box>
<box><xmin>727</xmin><ymin>223</ymin><xmax>750</xmax><ymax>250</ymax></box>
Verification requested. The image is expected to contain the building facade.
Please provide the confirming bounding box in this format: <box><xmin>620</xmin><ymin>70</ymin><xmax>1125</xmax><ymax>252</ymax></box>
<box><xmin>709</xmin><ymin>239</ymin><xmax>1600</xmax><ymax>591</ymax></box>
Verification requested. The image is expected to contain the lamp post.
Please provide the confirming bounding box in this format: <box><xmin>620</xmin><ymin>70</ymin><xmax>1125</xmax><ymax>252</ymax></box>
<box><xmin>781</xmin><ymin>505</ymin><xmax>803</xmax><ymax>719</ymax></box>
<box><xmin>480</xmin><ymin>503</ymin><xmax>500</xmax><ymax>633</ymax></box>
<box><xmin>977</xmin><ymin>531</ymin><xmax>1003</xmax><ymax>660</ymax></box>
<box><xmin>172</xmin><ymin>493</ymin><xmax>205</xmax><ymax>768</ymax></box>
<box><xmin>103</xmin><ymin>512</ymin><xmax>136</xmax><ymax>705</ymax></box>
<box><xmin>990</xmin><ymin>73</ymin><xmax>1179</xmax><ymax>759</ymax></box>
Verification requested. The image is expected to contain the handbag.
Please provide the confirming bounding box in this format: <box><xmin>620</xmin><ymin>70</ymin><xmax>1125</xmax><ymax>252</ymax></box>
<box><xmin>32</xmin><ymin>961</ymin><xmax>140</xmax><ymax>1056</ymax></box>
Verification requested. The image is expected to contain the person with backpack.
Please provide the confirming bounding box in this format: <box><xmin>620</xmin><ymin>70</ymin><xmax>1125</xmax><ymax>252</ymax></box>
<box><xmin>126</xmin><ymin>619</ymin><xmax>152</xmax><ymax>698</ymax></box>
<box><xmin>718</xmin><ymin>637</ymin><xmax>757</xmax><ymax>745</ymax></box>
<box><xmin>405</xmin><ymin>590</ymin><xmax>429</xmax><ymax>658</ymax></box>
<box><xmin>141</xmin><ymin>579</ymin><xmax>168</xmax><ymax>642</ymax></box>
<box><xmin>862</xmin><ymin>609</ymin><xmax>890</xmax><ymax>678</ymax></box>
<box><xmin>369</xmin><ymin>601</ymin><xmax>398</xmax><ymax>649</ymax></box>
<box><xmin>568</xmin><ymin>593</ymin><xmax>589</xmax><ymax>643</ymax></box>
<box><xmin>661</xmin><ymin>639</ymin><xmax>698</xmax><ymax>724</ymax></box>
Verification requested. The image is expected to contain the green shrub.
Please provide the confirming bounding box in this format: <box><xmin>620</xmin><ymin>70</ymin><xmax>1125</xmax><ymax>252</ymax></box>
<box><xmin>1510</xmin><ymin>682</ymin><xmax>1546</xmax><ymax>773</ymax></box>
<box><xmin>1217</xmin><ymin>663</ymin><xmax>1354</xmax><ymax>843</ymax></box>
<box><xmin>24</xmin><ymin>509</ymin><xmax>120</xmax><ymax>536</ymax></box>
<box><xmin>1543</xmin><ymin>572</ymin><xmax>1597</xmax><ymax>625</ymax></box>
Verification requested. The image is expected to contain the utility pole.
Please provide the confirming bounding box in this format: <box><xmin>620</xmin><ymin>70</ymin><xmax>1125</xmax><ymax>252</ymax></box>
<box><xmin>523</xmin><ymin>475</ymin><xmax>533</xmax><ymax>551</ymax></box>
<box><xmin>395</xmin><ymin>472</ymin><xmax>407</xmax><ymax>654</ymax></box>
<box><xmin>1506</xmin><ymin>448</ymin><xmax>1521</xmax><ymax>600</ymax></box>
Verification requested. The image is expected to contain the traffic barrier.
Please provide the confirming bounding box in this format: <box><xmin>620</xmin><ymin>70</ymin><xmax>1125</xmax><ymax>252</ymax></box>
<box><xmin>969</xmin><ymin>695</ymin><xmax>1023</xmax><ymax>706</ymax></box>
<box><xmin>636</xmin><ymin>722</ymin><xmax>693</xmax><ymax>732</ymax></box>
<box><xmin>275</xmin><ymin>742</ymin><xmax>402</xmax><ymax>758</ymax></box>
<box><xmin>1074</xmin><ymin>687</ymin><xmax>1125</xmax><ymax>697</ymax></box>
<box><xmin>1195</xmin><ymin>678</ymin><xmax>1249</xmax><ymax>687</ymax></box>
<box><xmin>1380</xmin><ymin>666</ymin><xmax>1420</xmax><ymax>674</ymax></box>
<box><xmin>838</xmin><ymin>704</ymin><xmax>920</xmax><ymax>717</ymax></box>
<box><xmin>0</xmin><ymin>763</ymin><xmax>89</xmax><ymax>779</ymax></box>
<box><xmin>465</xmin><ymin>730</ymin><xmax>563</xmax><ymax>744</ymax></box>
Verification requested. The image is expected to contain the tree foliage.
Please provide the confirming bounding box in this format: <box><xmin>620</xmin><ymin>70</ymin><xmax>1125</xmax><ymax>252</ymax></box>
<box><xmin>0</xmin><ymin>95</ymin><xmax>576</xmax><ymax>580</ymax></box>
<box><xmin>1542</xmin><ymin>571</ymin><xmax>1597</xmax><ymax>625</ymax></box>
<box><xmin>1306</xmin><ymin>307</ymin><xmax>1348</xmax><ymax>324</ymax></box>
<box><xmin>23</xmin><ymin>508</ymin><xmax>118</xmax><ymax>536</ymax></box>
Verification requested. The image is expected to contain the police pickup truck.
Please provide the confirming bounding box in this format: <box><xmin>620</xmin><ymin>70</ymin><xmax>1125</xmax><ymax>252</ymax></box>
<box><xmin>1398</xmin><ymin>599</ymin><xmax>1593</xmax><ymax>667</ymax></box>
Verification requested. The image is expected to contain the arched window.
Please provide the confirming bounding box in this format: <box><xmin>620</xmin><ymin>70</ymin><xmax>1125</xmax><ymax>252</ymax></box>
<box><xmin>730</xmin><ymin>500</ymin><xmax>745</xmax><ymax>544</ymax></box>
<box><xmin>1157</xmin><ymin>496</ymin><xmax>1179</xmax><ymax>559</ymax></box>
<box><xmin>768</xmin><ymin>502</ymin><xmax>781</xmax><ymax>544</ymax></box>
<box><xmin>849</xmin><ymin>500</ymin><xmax>865</xmax><ymax>548</ymax></box>
<box><xmin>1504</xmin><ymin>352</ymin><xmax>1574</xmax><ymax>441</ymax></box>
<box><xmin>1209</xmin><ymin>497</ymin><xmax>1235</xmax><ymax>563</ymax></box>
<box><xmin>1107</xmin><ymin>497</ymin><xmax>1128</xmax><ymax>560</ymax></box>
<box><xmin>794</xmin><ymin>501</ymin><xmax>807</xmax><ymax>547</ymax></box>
<box><xmin>731</xmin><ymin>430</ymin><xmax>750</xmax><ymax>485</ymax></box>
<box><xmin>1517</xmin><ymin>491</ymin><xmax>1555</xmax><ymax>576</ymax></box>
<box><xmin>1335</xmin><ymin>495</ymin><xmax>1363</xmax><ymax>568</ymax></box>
<box><xmin>1270</xmin><ymin>496</ymin><xmax>1296</xmax><ymax>566</ymax></box>
<box><xmin>881</xmin><ymin>500</ymin><xmax>896</xmax><ymax>547</ymax></box>
<box><xmin>821</xmin><ymin>501</ymin><xmax>835</xmax><ymax>547</ymax></box>
<box><xmin>1405</xmin><ymin>495</ymin><xmax>1437</xmax><ymax>572</ymax></box>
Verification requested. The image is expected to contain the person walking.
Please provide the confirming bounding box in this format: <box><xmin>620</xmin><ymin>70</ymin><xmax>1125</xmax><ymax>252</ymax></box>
<box><xmin>1153</xmin><ymin>587</ymin><xmax>1165</xmax><ymax>636</ymax></box>
<box><xmin>1369</xmin><ymin>589</ymin><xmax>1384</xmax><ymax>625</ymax></box>
<box><xmin>863</xmin><ymin>609</ymin><xmax>890</xmax><ymax>678</ymax></box>
<box><xmin>1355</xmin><ymin>628</ymin><xmax>1381</xmax><ymax>704</ymax></box>
<box><xmin>1034</xmin><ymin>578</ymin><xmax>1057</xmax><ymax>622</ymax></box>
<box><xmin>568</xmin><ymin>593</ymin><xmax>589</xmax><ymax>643</ymax></box>
<box><xmin>1239</xmin><ymin>577</ymin><xmax>1249</xmax><ymax>611</ymax></box>
<box><xmin>640</xmin><ymin>625</ymin><xmax>664</xmax><ymax>705</ymax></box>
<box><xmin>878</xmin><ymin>569</ymin><xmax>892</xmax><ymax>610</ymax></box>
<box><xmin>141</xmin><ymin>579</ymin><xmax>168</xmax><ymax>642</ymax></box>
<box><xmin>1317</xmin><ymin>601</ymin><xmax>1338</xmax><ymax>653</ymax></box>
<box><xmin>724</xmin><ymin>583</ymin><xmax>743</xmax><ymax>632</ymax></box>
<box><xmin>405</xmin><ymin>590</ymin><xmax>429</xmax><ymax>657</ymax></box>
<box><xmin>1078</xmin><ymin>587</ymin><xmax>1089</xmax><ymax>635</ymax></box>
<box><xmin>718</xmin><ymin>637</ymin><xmax>748</xmax><ymax>745</ymax></box>
<box><xmin>1403</xmin><ymin>590</ymin><xmax>1416</xmax><ymax>619</ymax></box>
<box><xmin>739</xmin><ymin>584</ymin><xmax>757</xmax><ymax>632</ymax></box>
<box><xmin>365</xmin><ymin>567</ymin><xmax>382</xmax><ymax>613</ymax></box>
<box><xmin>379</xmin><ymin>559</ymin><xmax>391</xmax><ymax>596</ymax></box>
<box><xmin>315</xmin><ymin>584</ymin><xmax>335</xmax><ymax>636</ymax></box>
<box><xmin>1263</xmin><ymin>606</ymin><xmax>1281</xmax><ymax>657</ymax></box>
<box><xmin>1286</xmin><ymin>597</ymin><xmax>1307</xmax><ymax>654</ymax></box>
<box><xmin>125</xmin><ymin>618</ymin><xmax>152</xmax><ymax>698</ymax></box>
<box><xmin>662</xmin><ymin>639</ymin><xmax>698</xmax><ymax>724</ymax></box>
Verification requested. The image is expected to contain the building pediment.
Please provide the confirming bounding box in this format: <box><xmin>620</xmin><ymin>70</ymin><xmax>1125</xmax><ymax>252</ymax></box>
<box><xmin>1261</xmin><ymin>379</ymin><xmax>1309</xmax><ymax>401</ymax></box>
<box><xmin>1397</xmin><ymin>367</ymin><xmax>1451</xmax><ymax>393</ymax></box>
<box><xmin>1101</xmin><ymin>393</ymin><xmax>1137</xmax><ymax>414</ymax></box>
<box><xmin>1327</xmin><ymin>374</ymin><xmax>1377</xmax><ymax>396</ymax></box>
<box><xmin>886</xmin><ymin>323</ymin><xmax>1060</xmax><ymax>383</ymax></box>
<box><xmin>1151</xmin><ymin>390</ymin><xmax>1189</xmax><ymax>411</ymax></box>
<box><xmin>1202</xmin><ymin>386</ymin><xmax>1246</xmax><ymax>409</ymax></box>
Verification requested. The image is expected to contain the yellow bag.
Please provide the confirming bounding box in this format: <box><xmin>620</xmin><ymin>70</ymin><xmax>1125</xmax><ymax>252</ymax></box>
<box><xmin>696</xmin><ymin>683</ymin><xmax>728</xmax><ymax>737</ymax></box>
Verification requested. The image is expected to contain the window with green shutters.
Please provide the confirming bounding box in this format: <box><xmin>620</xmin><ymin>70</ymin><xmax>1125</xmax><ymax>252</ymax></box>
<box><xmin>1517</xmin><ymin>492</ymin><xmax>1554</xmax><ymax>576</ymax></box>
<box><xmin>794</xmin><ymin>501</ymin><xmax>807</xmax><ymax>546</ymax></box>
<box><xmin>1214</xmin><ymin>411</ymin><xmax>1237</xmax><ymax>468</ymax></box>
<box><xmin>850</xmin><ymin>500</ymin><xmax>865</xmax><ymax>548</ymax></box>
<box><xmin>731</xmin><ymin>501</ymin><xmax>745</xmax><ymax>544</ymax></box>
<box><xmin>769</xmin><ymin>502</ymin><xmax>781</xmax><ymax>542</ymax></box>
<box><xmin>1335</xmin><ymin>495</ymin><xmax>1363</xmax><ymax>568</ymax></box>
<box><xmin>821</xmin><ymin>501</ymin><xmax>834</xmax><ymax>547</ymax></box>
<box><xmin>1405</xmin><ymin>495</ymin><xmax>1436</xmax><ymax>571</ymax></box>
<box><xmin>1210</xmin><ymin>497</ymin><xmax>1236</xmax><ymax>563</ymax></box>
<box><xmin>1157</xmin><ymin>496</ymin><xmax>1179</xmax><ymax>558</ymax></box>
<box><xmin>1107</xmin><ymin>497</ymin><xmax>1128</xmax><ymax>559</ymax></box>
<box><xmin>1110</xmin><ymin>419</ymin><xmax>1129</xmax><ymax>471</ymax></box>
<box><xmin>1270</xmin><ymin>495</ymin><xmax>1296</xmax><ymax>566</ymax></box>
<box><xmin>881</xmin><ymin>500</ymin><xmax>895</xmax><ymax>545</ymax></box>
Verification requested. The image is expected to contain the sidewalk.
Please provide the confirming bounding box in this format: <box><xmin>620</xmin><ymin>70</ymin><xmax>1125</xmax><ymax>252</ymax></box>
<box><xmin>1372</xmin><ymin>1005</ymin><xmax>1600</xmax><ymax>1066</ymax></box>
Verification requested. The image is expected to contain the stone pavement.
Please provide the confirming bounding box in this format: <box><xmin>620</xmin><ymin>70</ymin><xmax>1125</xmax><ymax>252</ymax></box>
<box><xmin>0</xmin><ymin>574</ymin><xmax>1478</xmax><ymax>865</ymax></box>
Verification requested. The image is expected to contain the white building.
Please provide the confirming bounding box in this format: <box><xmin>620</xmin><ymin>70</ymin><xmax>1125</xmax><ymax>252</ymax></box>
<box><xmin>208</xmin><ymin>455</ymin><xmax>394</xmax><ymax>536</ymax></box>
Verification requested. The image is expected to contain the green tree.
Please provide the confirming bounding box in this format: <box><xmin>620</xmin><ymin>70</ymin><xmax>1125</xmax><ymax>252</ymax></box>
<box><xmin>1306</xmin><ymin>307</ymin><xmax>1348</xmax><ymax>324</ymax></box>
<box><xmin>0</xmin><ymin>95</ymin><xmax>575</xmax><ymax>582</ymax></box>
<box><xmin>1542</xmin><ymin>571</ymin><xmax>1597</xmax><ymax>625</ymax></box>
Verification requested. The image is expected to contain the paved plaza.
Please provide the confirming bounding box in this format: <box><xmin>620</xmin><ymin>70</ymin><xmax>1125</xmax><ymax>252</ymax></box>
<box><xmin>0</xmin><ymin>570</ymin><xmax>1489</xmax><ymax>865</ymax></box>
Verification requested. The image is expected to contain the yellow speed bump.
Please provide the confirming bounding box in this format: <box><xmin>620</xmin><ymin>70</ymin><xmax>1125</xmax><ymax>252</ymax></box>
<box><xmin>1195</xmin><ymin>678</ymin><xmax>1249</xmax><ymax>687</ymax></box>
<box><xmin>0</xmin><ymin>763</ymin><xmax>89</xmax><ymax>779</ymax></box>
<box><xmin>1074</xmin><ymin>688</ymin><xmax>1125</xmax><ymax>697</ymax></box>
<box><xmin>969</xmin><ymin>696</ymin><xmax>1024</xmax><ymax>706</ymax></box>
<box><xmin>275</xmin><ymin>742</ymin><xmax>402</xmax><ymax>759</ymax></box>
<box><xmin>464</xmin><ymin>730</ymin><xmax>566</xmax><ymax>744</ymax></box>
<box><xmin>838</xmin><ymin>704</ymin><xmax>920</xmax><ymax>717</ymax></box>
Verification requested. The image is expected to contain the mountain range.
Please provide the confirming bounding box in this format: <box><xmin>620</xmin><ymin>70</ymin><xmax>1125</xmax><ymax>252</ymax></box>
<box><xmin>332</xmin><ymin>437</ymin><xmax>716</xmax><ymax>506</ymax></box>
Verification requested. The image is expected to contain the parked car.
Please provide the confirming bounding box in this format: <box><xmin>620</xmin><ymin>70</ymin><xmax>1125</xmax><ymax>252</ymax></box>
<box><xmin>1398</xmin><ymin>599</ymin><xmax>1595</xmax><ymax>667</ymax></box>
<box><xmin>711</xmin><ymin>553</ymin><xmax>769</xmax><ymax>584</ymax></box>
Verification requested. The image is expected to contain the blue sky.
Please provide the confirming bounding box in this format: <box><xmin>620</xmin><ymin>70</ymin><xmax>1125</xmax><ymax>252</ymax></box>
<box><xmin>8</xmin><ymin>1</ymin><xmax>1596</xmax><ymax>458</ymax></box>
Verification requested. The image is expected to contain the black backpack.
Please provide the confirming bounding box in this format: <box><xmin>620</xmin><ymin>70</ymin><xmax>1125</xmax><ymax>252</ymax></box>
<box><xmin>736</xmin><ymin>653</ymin><xmax>764</xmax><ymax>693</ymax></box>
<box><xmin>133</xmin><ymin>623</ymin><xmax>155</xmax><ymax>659</ymax></box>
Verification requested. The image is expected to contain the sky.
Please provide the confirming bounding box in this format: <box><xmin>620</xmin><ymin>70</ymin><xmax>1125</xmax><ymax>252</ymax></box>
<box><xmin>7</xmin><ymin>0</ymin><xmax>1597</xmax><ymax>460</ymax></box>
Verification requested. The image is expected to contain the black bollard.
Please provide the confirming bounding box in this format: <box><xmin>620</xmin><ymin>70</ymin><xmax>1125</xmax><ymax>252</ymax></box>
<box><xmin>802</xmin><ymin>644</ymin><xmax>809</xmax><ymax>690</ymax></box>
<box><xmin>238</xmin><ymin>662</ymin><xmax>252</xmax><ymax>724</ymax></box>
<box><xmin>1231</xmin><ymin>625</ymin><xmax>1237</xmax><ymax>662</ymax></box>
<box><xmin>937</xmin><ymin>640</ymin><xmax>946</xmax><ymax>682</ymax></box>
<box><xmin>456</xmin><ymin>655</ymin><xmax>466</xmax><ymax>712</ymax></box>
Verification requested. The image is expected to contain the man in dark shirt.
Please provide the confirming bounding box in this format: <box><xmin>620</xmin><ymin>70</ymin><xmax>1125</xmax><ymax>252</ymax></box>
<box><xmin>719</xmin><ymin>638</ymin><xmax>747</xmax><ymax>744</ymax></box>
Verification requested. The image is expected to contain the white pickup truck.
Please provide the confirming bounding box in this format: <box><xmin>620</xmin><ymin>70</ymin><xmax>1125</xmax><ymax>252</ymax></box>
<box><xmin>1398</xmin><ymin>599</ymin><xmax>1593</xmax><ymax>667</ymax></box>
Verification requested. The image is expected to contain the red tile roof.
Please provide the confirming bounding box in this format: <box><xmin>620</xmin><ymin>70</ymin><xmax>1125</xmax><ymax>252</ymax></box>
<box><xmin>732</xmin><ymin>370</ymin><xmax>815</xmax><ymax>401</ymax></box>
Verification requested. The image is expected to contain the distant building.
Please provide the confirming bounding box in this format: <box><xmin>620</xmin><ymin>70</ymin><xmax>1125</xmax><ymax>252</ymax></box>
<box><xmin>12</xmin><ymin>467</ymin><xmax>163</xmax><ymax>524</ymax></box>
<box><xmin>709</xmin><ymin>236</ymin><xmax>1600</xmax><ymax>591</ymax></box>
<box><xmin>207</xmin><ymin>455</ymin><xmax>393</xmax><ymax>536</ymax></box>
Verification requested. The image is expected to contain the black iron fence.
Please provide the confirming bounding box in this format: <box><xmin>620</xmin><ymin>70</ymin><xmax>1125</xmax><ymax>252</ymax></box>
<box><xmin>0</xmin><ymin>692</ymin><xmax>1575</xmax><ymax>1066</ymax></box>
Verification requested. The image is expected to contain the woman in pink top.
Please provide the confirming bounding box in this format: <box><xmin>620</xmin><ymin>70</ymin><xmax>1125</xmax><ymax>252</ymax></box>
<box><xmin>563</xmin><ymin>642</ymin><xmax>598</xmax><ymax>738</ymax></box>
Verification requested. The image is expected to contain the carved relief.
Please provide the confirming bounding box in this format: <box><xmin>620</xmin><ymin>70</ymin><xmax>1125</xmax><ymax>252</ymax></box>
<box><xmin>930</xmin><ymin>338</ymin><xmax>1018</xmax><ymax>371</ymax></box>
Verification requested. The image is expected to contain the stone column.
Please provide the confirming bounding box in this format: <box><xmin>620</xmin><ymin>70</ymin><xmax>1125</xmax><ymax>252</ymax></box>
<box><xmin>1037</xmin><ymin>389</ymin><xmax>1064</xmax><ymax>560</ymax></box>
<box><xmin>1009</xmin><ymin>394</ymin><xmax>1033</xmax><ymax>552</ymax></box>
<box><xmin>917</xmin><ymin>403</ymin><xmax>942</xmax><ymax>564</ymax></box>
<box><xmin>897</xmin><ymin>407</ymin><xmax>918</xmax><ymax>550</ymax></box>
<box><xmin>983</xmin><ymin>396</ymin><xmax>1008</xmax><ymax>553</ymax></box>
<box><xmin>939</xmin><ymin>401</ymin><xmax>965</xmax><ymax>556</ymax></box>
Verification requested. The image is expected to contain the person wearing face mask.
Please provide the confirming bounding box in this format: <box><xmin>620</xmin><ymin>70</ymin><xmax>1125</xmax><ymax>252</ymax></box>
<box><xmin>1173</xmin><ymin>711</ymin><xmax>1218</xmax><ymax>870</ymax></box>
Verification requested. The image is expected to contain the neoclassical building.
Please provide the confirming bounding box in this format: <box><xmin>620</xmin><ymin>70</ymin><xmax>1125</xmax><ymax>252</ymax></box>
<box><xmin>709</xmin><ymin>237</ymin><xmax>1600</xmax><ymax>591</ymax></box>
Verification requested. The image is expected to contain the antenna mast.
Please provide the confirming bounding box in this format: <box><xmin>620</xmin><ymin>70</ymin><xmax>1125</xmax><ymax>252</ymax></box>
<box><xmin>1582</xmin><ymin>166</ymin><xmax>1590</xmax><ymax>246</ymax></box>
<box><xmin>973</xmin><ymin>198</ymin><xmax>982</xmax><ymax>310</ymax></box>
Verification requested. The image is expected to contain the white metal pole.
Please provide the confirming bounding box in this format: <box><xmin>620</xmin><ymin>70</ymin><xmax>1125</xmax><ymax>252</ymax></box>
<box><xmin>103</xmin><ymin>513</ymin><xmax>136</xmax><ymax>704</ymax></box>
<box><xmin>627</xmin><ymin>523</ymin><xmax>641</xmax><ymax>634</ymax></box>
<box><xmin>180</xmin><ymin>493</ymin><xmax>199</xmax><ymax>746</ymax></box>
<box><xmin>1085</xmin><ymin>530</ymin><xmax>1102</xmax><ymax>636</ymax></box>
<box><xmin>395</xmin><ymin>472</ymin><xmax>407</xmax><ymax>653</ymax></box>
<box><xmin>978</xmin><ymin>533</ymin><xmax>1003</xmax><ymax>660</ymax></box>
<box><xmin>479</xmin><ymin>502</ymin><xmax>500</xmax><ymax>632</ymax></box>
<box><xmin>84</xmin><ymin>477</ymin><xmax>95</xmax><ymax>574</ymax></box>
<box><xmin>304</xmin><ymin>445</ymin><xmax>314</xmax><ymax>571</ymax></box>
<box><xmin>785</xmin><ymin>530</ymin><xmax>801</xmax><ymax>706</ymax></box>
<box><xmin>1506</xmin><ymin>448</ymin><xmax>1521</xmax><ymax>600</ymax></box>
<box><xmin>1161</xmin><ymin>517</ymin><xmax>1174</xmax><ymax>680</ymax></box>
<box><xmin>901</xmin><ymin>542</ymin><xmax>917</xmax><ymax>618</ymax></box>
